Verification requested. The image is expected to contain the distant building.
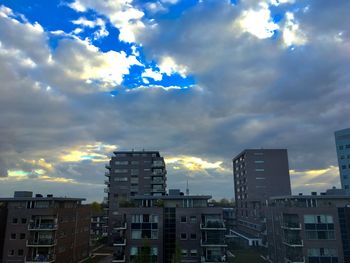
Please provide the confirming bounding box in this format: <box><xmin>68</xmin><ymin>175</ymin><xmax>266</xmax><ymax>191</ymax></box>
<box><xmin>265</xmin><ymin>193</ymin><xmax>350</xmax><ymax>263</ymax></box>
<box><xmin>335</xmin><ymin>128</ymin><xmax>350</xmax><ymax>194</ymax></box>
<box><xmin>105</xmin><ymin>150</ymin><xmax>167</xmax><ymax>247</ymax></box>
<box><xmin>0</xmin><ymin>191</ymin><xmax>90</xmax><ymax>263</ymax></box>
<box><xmin>232</xmin><ymin>149</ymin><xmax>291</xmax><ymax>246</ymax></box>
<box><xmin>112</xmin><ymin>190</ymin><xmax>227</xmax><ymax>263</ymax></box>
<box><xmin>90</xmin><ymin>210</ymin><xmax>108</xmax><ymax>245</ymax></box>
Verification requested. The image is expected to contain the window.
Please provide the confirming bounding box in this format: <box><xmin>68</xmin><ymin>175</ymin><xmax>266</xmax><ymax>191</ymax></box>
<box><xmin>346</xmin><ymin>144</ymin><xmax>350</xmax><ymax>149</ymax></box>
<box><xmin>18</xmin><ymin>249</ymin><xmax>24</xmax><ymax>256</ymax></box>
<box><xmin>180</xmin><ymin>233</ymin><xmax>187</xmax><ymax>240</ymax></box>
<box><xmin>255</xmin><ymin>169</ymin><xmax>265</xmax><ymax>172</ymax></box>
<box><xmin>131</xmin><ymin>230</ymin><xmax>142</xmax><ymax>239</ymax></box>
<box><xmin>190</xmin><ymin>249</ymin><xmax>198</xmax><ymax>256</ymax></box>
<box><xmin>190</xmin><ymin>233</ymin><xmax>197</xmax><ymax>240</ymax></box>
<box><xmin>130</xmin><ymin>247</ymin><xmax>138</xmax><ymax>256</ymax></box>
<box><xmin>20</xmin><ymin>233</ymin><xmax>25</xmax><ymax>239</ymax></box>
<box><xmin>115</xmin><ymin>161</ymin><xmax>128</xmax><ymax>165</ymax></box>
<box><xmin>151</xmin><ymin>230</ymin><xmax>158</xmax><ymax>239</ymax></box>
<box><xmin>12</xmin><ymin>218</ymin><xmax>18</xmax><ymax>224</ymax></box>
<box><xmin>21</xmin><ymin>218</ymin><xmax>27</xmax><ymax>224</ymax></box>
<box><xmin>8</xmin><ymin>250</ymin><xmax>15</xmax><ymax>256</ymax></box>
<box><xmin>339</xmin><ymin>146</ymin><xmax>344</xmax><ymax>150</ymax></box>
<box><xmin>115</xmin><ymin>169</ymin><xmax>128</xmax><ymax>173</ymax></box>
<box><xmin>181</xmin><ymin>216</ymin><xmax>187</xmax><ymax>223</ymax></box>
<box><xmin>151</xmin><ymin>247</ymin><xmax>158</xmax><ymax>256</ymax></box>
<box><xmin>190</xmin><ymin>216</ymin><xmax>197</xmax><ymax>223</ymax></box>
<box><xmin>344</xmin><ymin>175</ymin><xmax>348</xmax><ymax>180</ymax></box>
<box><xmin>10</xmin><ymin>233</ymin><xmax>16</xmax><ymax>239</ymax></box>
<box><xmin>131</xmin><ymin>169</ymin><xmax>139</xmax><ymax>175</ymax></box>
<box><xmin>341</xmin><ymin>155</ymin><xmax>345</xmax><ymax>159</ymax></box>
<box><xmin>114</xmin><ymin>177</ymin><xmax>128</xmax><ymax>182</ymax></box>
<box><xmin>254</xmin><ymin>160</ymin><xmax>265</xmax><ymax>163</ymax></box>
<box><xmin>342</xmin><ymin>165</ymin><xmax>347</xmax><ymax>170</ymax></box>
<box><xmin>131</xmin><ymin>161</ymin><xmax>139</xmax><ymax>165</ymax></box>
<box><xmin>181</xmin><ymin>249</ymin><xmax>188</xmax><ymax>256</ymax></box>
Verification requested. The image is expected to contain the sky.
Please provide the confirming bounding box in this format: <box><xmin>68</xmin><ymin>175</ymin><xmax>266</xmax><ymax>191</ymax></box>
<box><xmin>0</xmin><ymin>0</ymin><xmax>349</xmax><ymax>202</ymax></box>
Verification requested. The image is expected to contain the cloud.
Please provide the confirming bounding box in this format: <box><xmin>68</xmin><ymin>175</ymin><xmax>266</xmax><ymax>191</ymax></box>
<box><xmin>68</xmin><ymin>0</ymin><xmax>145</xmax><ymax>42</ymax></box>
<box><xmin>1</xmin><ymin>1</ymin><xmax>350</xmax><ymax>202</ymax></box>
<box><xmin>71</xmin><ymin>17</ymin><xmax>109</xmax><ymax>39</ymax></box>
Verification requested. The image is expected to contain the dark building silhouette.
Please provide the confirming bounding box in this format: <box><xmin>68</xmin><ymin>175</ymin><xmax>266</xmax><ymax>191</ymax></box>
<box><xmin>0</xmin><ymin>191</ymin><xmax>90</xmax><ymax>263</ymax></box>
<box><xmin>232</xmin><ymin>149</ymin><xmax>291</xmax><ymax>246</ymax></box>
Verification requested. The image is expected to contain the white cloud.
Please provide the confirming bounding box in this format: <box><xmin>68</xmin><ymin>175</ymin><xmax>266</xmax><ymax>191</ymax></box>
<box><xmin>68</xmin><ymin>0</ymin><xmax>145</xmax><ymax>42</ymax></box>
<box><xmin>158</xmin><ymin>56</ymin><xmax>187</xmax><ymax>77</ymax></box>
<box><xmin>236</xmin><ymin>2</ymin><xmax>279</xmax><ymax>39</ymax></box>
<box><xmin>72</xmin><ymin>17</ymin><xmax>109</xmax><ymax>39</ymax></box>
<box><xmin>282</xmin><ymin>12</ymin><xmax>307</xmax><ymax>46</ymax></box>
<box><xmin>141</xmin><ymin>68</ymin><xmax>163</xmax><ymax>81</ymax></box>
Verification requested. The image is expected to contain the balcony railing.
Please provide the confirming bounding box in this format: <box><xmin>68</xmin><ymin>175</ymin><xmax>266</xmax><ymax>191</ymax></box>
<box><xmin>26</xmin><ymin>239</ymin><xmax>56</xmax><ymax>247</ymax></box>
<box><xmin>282</xmin><ymin>222</ymin><xmax>302</xmax><ymax>230</ymax></box>
<box><xmin>113</xmin><ymin>222</ymin><xmax>127</xmax><ymax>230</ymax></box>
<box><xmin>201</xmin><ymin>256</ymin><xmax>228</xmax><ymax>263</ymax></box>
<box><xmin>152</xmin><ymin>162</ymin><xmax>165</xmax><ymax>168</ymax></box>
<box><xmin>285</xmin><ymin>257</ymin><xmax>305</xmax><ymax>263</ymax></box>
<box><xmin>283</xmin><ymin>239</ymin><xmax>303</xmax><ymax>247</ymax></box>
<box><xmin>201</xmin><ymin>221</ymin><xmax>226</xmax><ymax>230</ymax></box>
<box><xmin>105</xmin><ymin>164</ymin><xmax>111</xmax><ymax>170</ymax></box>
<box><xmin>25</xmin><ymin>255</ymin><xmax>56</xmax><ymax>263</ymax></box>
<box><xmin>113</xmin><ymin>238</ymin><xmax>126</xmax><ymax>246</ymax></box>
<box><xmin>104</xmin><ymin>188</ymin><xmax>109</xmax><ymax>193</ymax></box>
<box><xmin>200</xmin><ymin>239</ymin><xmax>227</xmax><ymax>247</ymax></box>
<box><xmin>112</xmin><ymin>255</ymin><xmax>126</xmax><ymax>262</ymax></box>
<box><xmin>104</xmin><ymin>179</ymin><xmax>110</xmax><ymax>185</ymax></box>
<box><xmin>105</xmin><ymin>171</ymin><xmax>110</xmax><ymax>177</ymax></box>
<box><xmin>28</xmin><ymin>223</ymin><xmax>57</xmax><ymax>231</ymax></box>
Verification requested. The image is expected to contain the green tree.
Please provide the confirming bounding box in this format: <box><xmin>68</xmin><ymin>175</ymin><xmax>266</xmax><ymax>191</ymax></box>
<box><xmin>132</xmin><ymin>240</ymin><xmax>153</xmax><ymax>263</ymax></box>
<box><xmin>91</xmin><ymin>202</ymin><xmax>102</xmax><ymax>212</ymax></box>
<box><xmin>171</xmin><ymin>243</ymin><xmax>181</xmax><ymax>263</ymax></box>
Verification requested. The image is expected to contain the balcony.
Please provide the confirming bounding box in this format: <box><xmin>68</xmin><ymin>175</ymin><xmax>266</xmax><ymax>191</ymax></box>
<box><xmin>104</xmin><ymin>187</ymin><xmax>109</xmax><ymax>193</ymax></box>
<box><xmin>201</xmin><ymin>257</ymin><xmax>227</xmax><ymax>263</ymax></box>
<box><xmin>27</xmin><ymin>238</ymin><xmax>56</xmax><ymax>247</ymax></box>
<box><xmin>105</xmin><ymin>171</ymin><xmax>110</xmax><ymax>177</ymax></box>
<box><xmin>113</xmin><ymin>222</ymin><xmax>127</xmax><ymax>230</ymax></box>
<box><xmin>201</xmin><ymin>221</ymin><xmax>226</xmax><ymax>230</ymax></box>
<box><xmin>151</xmin><ymin>178</ymin><xmax>165</xmax><ymax>184</ymax></box>
<box><xmin>105</xmin><ymin>164</ymin><xmax>111</xmax><ymax>170</ymax></box>
<box><xmin>25</xmin><ymin>255</ymin><xmax>56</xmax><ymax>263</ymax></box>
<box><xmin>112</xmin><ymin>255</ymin><xmax>126</xmax><ymax>262</ymax></box>
<box><xmin>200</xmin><ymin>239</ymin><xmax>227</xmax><ymax>247</ymax></box>
<box><xmin>282</xmin><ymin>222</ymin><xmax>302</xmax><ymax>230</ymax></box>
<box><xmin>152</xmin><ymin>162</ymin><xmax>165</xmax><ymax>168</ymax></box>
<box><xmin>28</xmin><ymin>223</ymin><xmax>57</xmax><ymax>231</ymax></box>
<box><xmin>285</xmin><ymin>256</ymin><xmax>305</xmax><ymax>263</ymax></box>
<box><xmin>283</xmin><ymin>239</ymin><xmax>303</xmax><ymax>247</ymax></box>
<box><xmin>113</xmin><ymin>237</ymin><xmax>126</xmax><ymax>246</ymax></box>
<box><xmin>104</xmin><ymin>179</ymin><xmax>110</xmax><ymax>185</ymax></box>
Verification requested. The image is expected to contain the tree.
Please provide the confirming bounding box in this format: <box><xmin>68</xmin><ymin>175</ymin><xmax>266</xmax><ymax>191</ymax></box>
<box><xmin>171</xmin><ymin>243</ymin><xmax>181</xmax><ymax>263</ymax></box>
<box><xmin>91</xmin><ymin>202</ymin><xmax>103</xmax><ymax>212</ymax></box>
<box><xmin>132</xmin><ymin>240</ymin><xmax>153</xmax><ymax>263</ymax></box>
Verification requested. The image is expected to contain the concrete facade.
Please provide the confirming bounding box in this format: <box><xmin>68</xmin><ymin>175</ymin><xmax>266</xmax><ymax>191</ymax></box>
<box><xmin>335</xmin><ymin>128</ymin><xmax>350</xmax><ymax>194</ymax></box>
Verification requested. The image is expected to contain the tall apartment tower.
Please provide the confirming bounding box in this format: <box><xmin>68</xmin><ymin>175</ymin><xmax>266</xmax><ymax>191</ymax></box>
<box><xmin>335</xmin><ymin>128</ymin><xmax>350</xmax><ymax>194</ymax></box>
<box><xmin>232</xmin><ymin>149</ymin><xmax>291</xmax><ymax>246</ymax></box>
<box><xmin>105</xmin><ymin>151</ymin><xmax>167</xmax><ymax>246</ymax></box>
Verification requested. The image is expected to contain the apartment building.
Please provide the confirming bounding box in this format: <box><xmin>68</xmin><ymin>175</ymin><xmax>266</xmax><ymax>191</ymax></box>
<box><xmin>265</xmin><ymin>193</ymin><xmax>350</xmax><ymax>263</ymax></box>
<box><xmin>335</xmin><ymin>128</ymin><xmax>350</xmax><ymax>194</ymax></box>
<box><xmin>112</xmin><ymin>190</ymin><xmax>227</xmax><ymax>263</ymax></box>
<box><xmin>105</xmin><ymin>150</ymin><xmax>167</xmax><ymax>246</ymax></box>
<box><xmin>232</xmin><ymin>149</ymin><xmax>291</xmax><ymax>246</ymax></box>
<box><xmin>0</xmin><ymin>191</ymin><xmax>90</xmax><ymax>263</ymax></box>
<box><xmin>90</xmin><ymin>210</ymin><xmax>108</xmax><ymax>245</ymax></box>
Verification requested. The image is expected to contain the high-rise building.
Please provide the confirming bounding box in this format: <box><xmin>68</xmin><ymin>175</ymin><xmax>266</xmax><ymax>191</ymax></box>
<box><xmin>265</xmin><ymin>192</ymin><xmax>350</xmax><ymax>263</ymax></box>
<box><xmin>0</xmin><ymin>191</ymin><xmax>90</xmax><ymax>263</ymax></box>
<box><xmin>335</xmin><ymin>128</ymin><xmax>350</xmax><ymax>194</ymax></box>
<box><xmin>232</xmin><ymin>149</ymin><xmax>291</xmax><ymax>246</ymax></box>
<box><xmin>105</xmin><ymin>151</ymin><xmax>167</xmax><ymax>253</ymax></box>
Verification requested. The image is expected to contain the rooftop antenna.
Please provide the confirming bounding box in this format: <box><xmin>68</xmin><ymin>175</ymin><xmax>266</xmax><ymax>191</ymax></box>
<box><xmin>186</xmin><ymin>179</ymin><xmax>189</xmax><ymax>196</ymax></box>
